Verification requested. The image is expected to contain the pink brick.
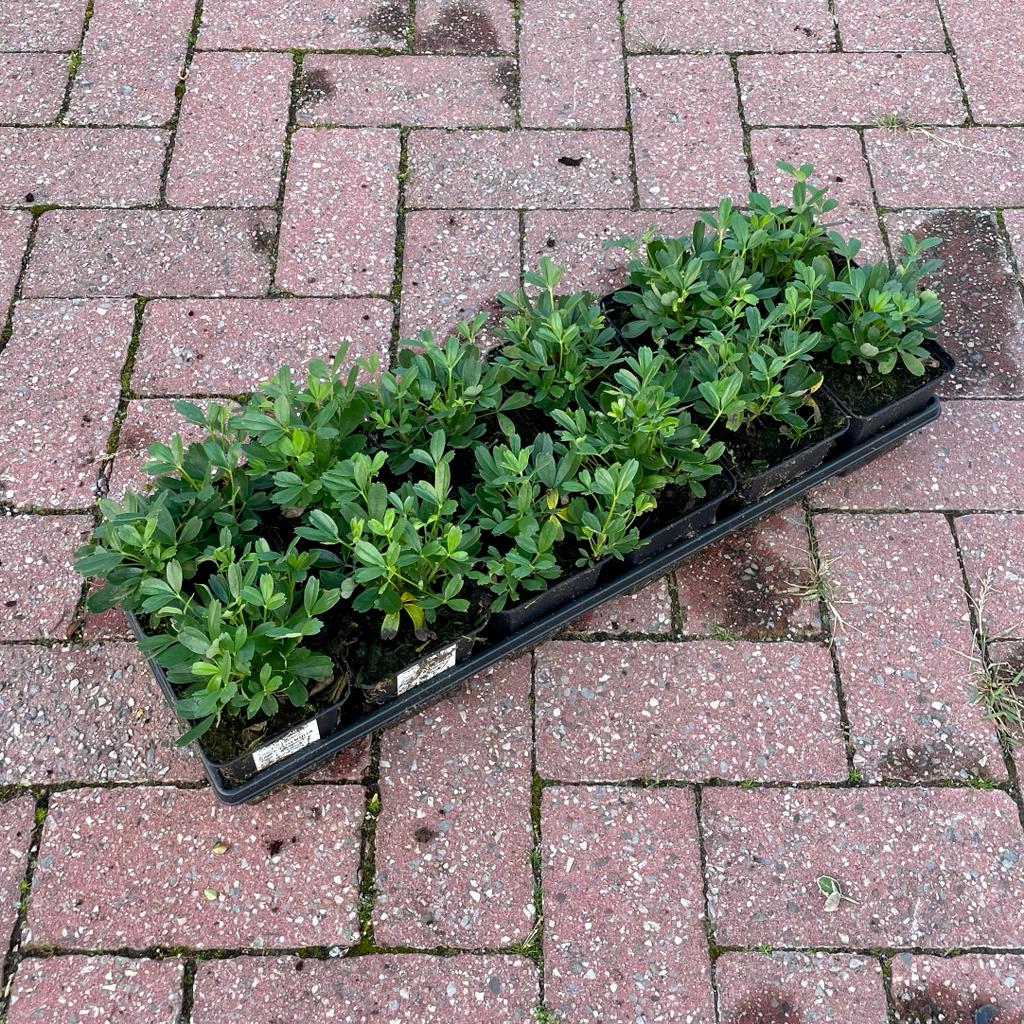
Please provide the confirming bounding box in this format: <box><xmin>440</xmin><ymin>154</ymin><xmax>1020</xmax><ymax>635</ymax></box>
<box><xmin>571</xmin><ymin>577</ymin><xmax>674</xmax><ymax>634</ymax></box>
<box><xmin>891</xmin><ymin>954</ymin><xmax>1024</xmax><ymax>1023</ymax></box>
<box><xmin>717</xmin><ymin>953</ymin><xmax>888</xmax><ymax>1024</ymax></box>
<box><xmin>9</xmin><ymin>956</ymin><xmax>183</xmax><ymax>1024</ymax></box>
<box><xmin>1</xmin><ymin>298</ymin><xmax>132</xmax><ymax>508</ymax></box>
<box><xmin>0</xmin><ymin>797</ymin><xmax>34</xmax><ymax>946</ymax></box>
<box><xmin>200</xmin><ymin>0</ymin><xmax>408</xmax><ymax>49</ymax></box>
<box><xmin>407</xmin><ymin>129</ymin><xmax>631</xmax><ymax>209</ymax></box>
<box><xmin>814</xmin><ymin>512</ymin><xmax>1004</xmax><ymax>781</ymax></box>
<box><xmin>0</xmin><ymin>211</ymin><xmax>30</xmax><ymax>313</ymax></box>
<box><xmin>519</xmin><ymin>0</ymin><xmax>625</xmax><ymax>128</ymax></box>
<box><xmin>399</xmin><ymin>210</ymin><xmax>518</xmax><ymax>340</ymax></box>
<box><xmin>0</xmin><ymin>128</ymin><xmax>166</xmax><ymax>206</ymax></box>
<box><xmin>80</xmin><ymin>582</ymin><xmax>133</xmax><ymax>641</ymax></box>
<box><xmin>0</xmin><ymin>515</ymin><xmax>90</xmax><ymax>641</ymax></box>
<box><xmin>305</xmin><ymin>735</ymin><xmax>372</xmax><ymax>782</ymax></box>
<box><xmin>866</xmin><ymin>128</ymin><xmax>1024</xmax><ymax>206</ymax></box>
<box><xmin>67</xmin><ymin>0</ymin><xmax>194</xmax><ymax>126</ymax></box>
<box><xmin>835</xmin><ymin>0</ymin><xmax>946</xmax><ymax>51</ymax></box>
<box><xmin>193</xmin><ymin>955</ymin><xmax>538</xmax><ymax>1023</ymax></box>
<box><xmin>298</xmin><ymin>55</ymin><xmax>514</xmax><ymax>128</ymax></box>
<box><xmin>26</xmin><ymin>785</ymin><xmax>365</xmax><ymax>948</ymax></box>
<box><xmin>702</xmin><ymin>787</ymin><xmax>1024</xmax><ymax>947</ymax></box>
<box><xmin>415</xmin><ymin>0</ymin><xmax>515</xmax><ymax>53</ymax></box>
<box><xmin>957</xmin><ymin>514</ymin><xmax>1024</xmax><ymax>640</ymax></box>
<box><xmin>23</xmin><ymin>209</ymin><xmax>275</xmax><ymax>297</ymax></box>
<box><xmin>373</xmin><ymin>657</ymin><xmax>534</xmax><ymax>947</ymax></box>
<box><xmin>675</xmin><ymin>507</ymin><xmax>822</xmax><ymax>639</ymax></box>
<box><xmin>628</xmin><ymin>56</ymin><xmax>748</xmax><ymax>208</ymax></box>
<box><xmin>625</xmin><ymin>0</ymin><xmax>833</xmax><ymax>52</ymax></box>
<box><xmin>277</xmin><ymin>129</ymin><xmax>398</xmax><ymax>296</ymax></box>
<box><xmin>166</xmin><ymin>52</ymin><xmax>292</xmax><ymax>207</ymax></box>
<box><xmin>751</xmin><ymin>128</ymin><xmax>884</xmax><ymax>260</ymax></box>
<box><xmin>740</xmin><ymin>53</ymin><xmax>963</xmax><ymax>127</ymax></box>
<box><xmin>134</xmin><ymin>297</ymin><xmax>391</xmax><ymax>394</ymax></box>
<box><xmin>810</xmin><ymin>401</ymin><xmax>1024</xmax><ymax>511</ymax></box>
<box><xmin>885</xmin><ymin>210</ymin><xmax>1024</xmax><ymax>398</ymax></box>
<box><xmin>543</xmin><ymin>787</ymin><xmax>714</xmax><ymax>1024</ymax></box>
<box><xmin>0</xmin><ymin>54</ymin><xmax>68</xmax><ymax>124</ymax></box>
<box><xmin>535</xmin><ymin>640</ymin><xmax>845</xmax><ymax>782</ymax></box>
<box><xmin>1005</xmin><ymin>210</ymin><xmax>1024</xmax><ymax>273</ymax></box>
<box><xmin>0</xmin><ymin>0</ymin><xmax>88</xmax><ymax>49</ymax></box>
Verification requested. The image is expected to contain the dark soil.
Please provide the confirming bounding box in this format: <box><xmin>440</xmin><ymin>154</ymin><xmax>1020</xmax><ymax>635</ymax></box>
<box><xmin>824</xmin><ymin>349</ymin><xmax>948</xmax><ymax>417</ymax></box>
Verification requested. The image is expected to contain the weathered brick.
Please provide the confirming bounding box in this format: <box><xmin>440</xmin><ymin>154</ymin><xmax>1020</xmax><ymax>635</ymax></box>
<box><xmin>23</xmin><ymin>209</ymin><xmax>275</xmax><ymax>297</ymax></box>
<box><xmin>0</xmin><ymin>515</ymin><xmax>90</xmax><ymax>641</ymax></box>
<box><xmin>0</xmin><ymin>798</ymin><xmax>37</xmax><ymax>944</ymax></box>
<box><xmin>415</xmin><ymin>0</ymin><xmax>515</xmax><ymax>53</ymax></box>
<box><xmin>166</xmin><ymin>52</ymin><xmax>292</xmax><ymax>207</ymax></box>
<box><xmin>751</xmin><ymin>128</ymin><xmax>884</xmax><ymax>260</ymax></box>
<box><xmin>406</xmin><ymin>129</ymin><xmax>631</xmax><ymax>209</ymax></box>
<box><xmin>535</xmin><ymin>640</ymin><xmax>846</xmax><ymax>782</ymax></box>
<box><xmin>305</xmin><ymin>735</ymin><xmax>372</xmax><ymax>783</ymax></box>
<box><xmin>571</xmin><ymin>577</ymin><xmax>674</xmax><ymax>634</ymax></box>
<box><xmin>885</xmin><ymin>210</ymin><xmax>1024</xmax><ymax>398</ymax></box>
<box><xmin>1</xmin><ymin>298</ymin><xmax>132</xmax><ymax>508</ymax></box>
<box><xmin>891</xmin><ymin>953</ymin><xmax>1024</xmax><ymax>1023</ymax></box>
<box><xmin>0</xmin><ymin>128</ymin><xmax>166</xmax><ymax>206</ymax></box>
<box><xmin>716</xmin><ymin>952</ymin><xmax>888</xmax><ymax>1024</ymax></box>
<box><xmin>0</xmin><ymin>0</ymin><xmax>88</xmax><ymax>49</ymax></box>
<box><xmin>542</xmin><ymin>787</ymin><xmax>714</xmax><ymax>1024</ymax></box>
<box><xmin>675</xmin><ymin>507</ymin><xmax>822</xmax><ymax>639</ymax></box>
<box><xmin>0</xmin><ymin>211</ymin><xmax>30</xmax><ymax>313</ymax></box>
<box><xmin>67</xmin><ymin>0</ymin><xmax>195</xmax><ymax>126</ymax></box>
<box><xmin>814</xmin><ymin>512</ymin><xmax>1005</xmax><ymax>781</ymax></box>
<box><xmin>26</xmin><ymin>785</ymin><xmax>365</xmax><ymax>948</ymax></box>
<box><xmin>956</xmin><ymin>514</ymin><xmax>1024</xmax><ymax>640</ymax></box>
<box><xmin>373</xmin><ymin>657</ymin><xmax>534</xmax><ymax>947</ymax></box>
<box><xmin>810</xmin><ymin>401</ymin><xmax>1024</xmax><ymax>511</ymax></box>
<box><xmin>625</xmin><ymin>0</ymin><xmax>833</xmax><ymax>52</ymax></box>
<box><xmin>519</xmin><ymin>0</ymin><xmax>625</xmax><ymax>128</ymax></box>
<box><xmin>399</xmin><ymin>210</ymin><xmax>518</xmax><ymax>340</ymax></box>
<box><xmin>866</xmin><ymin>128</ymin><xmax>1024</xmax><ymax>206</ymax></box>
<box><xmin>277</xmin><ymin>129</ymin><xmax>398</xmax><ymax>296</ymax></box>
<box><xmin>0</xmin><ymin>54</ymin><xmax>68</xmax><ymax>125</ymax></box>
<box><xmin>134</xmin><ymin>298</ymin><xmax>391</xmax><ymax>395</ymax></box>
<box><xmin>297</xmin><ymin>55</ymin><xmax>514</xmax><ymax>128</ymax></box>
<box><xmin>702</xmin><ymin>787</ymin><xmax>1024</xmax><ymax>947</ymax></box>
<box><xmin>628</xmin><ymin>56</ymin><xmax>748</xmax><ymax>208</ymax></box>
<box><xmin>1004</xmin><ymin>210</ymin><xmax>1024</xmax><ymax>274</ymax></box>
<box><xmin>834</xmin><ymin>0</ymin><xmax>946</xmax><ymax>51</ymax></box>
<box><xmin>193</xmin><ymin>954</ymin><xmax>539</xmax><ymax>1023</ymax></box>
<box><xmin>9</xmin><ymin>956</ymin><xmax>183</xmax><ymax>1024</ymax></box>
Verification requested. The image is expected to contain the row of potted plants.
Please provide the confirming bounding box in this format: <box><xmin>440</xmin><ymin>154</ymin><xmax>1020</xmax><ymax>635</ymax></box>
<box><xmin>76</xmin><ymin>163</ymin><xmax>951</xmax><ymax>777</ymax></box>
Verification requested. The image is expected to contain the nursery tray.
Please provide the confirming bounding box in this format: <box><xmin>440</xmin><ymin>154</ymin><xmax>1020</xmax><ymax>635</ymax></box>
<box><xmin>138</xmin><ymin>398</ymin><xmax>941</xmax><ymax>804</ymax></box>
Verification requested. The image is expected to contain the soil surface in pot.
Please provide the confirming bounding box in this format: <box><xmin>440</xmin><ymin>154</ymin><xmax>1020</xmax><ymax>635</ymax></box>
<box><xmin>825</xmin><ymin>353</ymin><xmax>947</xmax><ymax>416</ymax></box>
<box><xmin>636</xmin><ymin>474</ymin><xmax>727</xmax><ymax>537</ymax></box>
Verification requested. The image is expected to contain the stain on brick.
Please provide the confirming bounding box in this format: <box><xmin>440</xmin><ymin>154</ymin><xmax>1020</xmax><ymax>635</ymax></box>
<box><xmin>728</xmin><ymin>989</ymin><xmax>802</xmax><ymax>1024</ymax></box>
<box><xmin>366</xmin><ymin>1</ymin><xmax>408</xmax><ymax>42</ymax></box>
<box><xmin>493</xmin><ymin>58</ymin><xmax>518</xmax><ymax>108</ymax></box>
<box><xmin>418</xmin><ymin>2</ymin><xmax>499</xmax><ymax>53</ymax></box>
<box><xmin>298</xmin><ymin>66</ymin><xmax>334</xmax><ymax>108</ymax></box>
<box><xmin>894</xmin><ymin>988</ymin><xmax>1000</xmax><ymax>1023</ymax></box>
<box><xmin>251</xmin><ymin>221</ymin><xmax>277</xmax><ymax>256</ymax></box>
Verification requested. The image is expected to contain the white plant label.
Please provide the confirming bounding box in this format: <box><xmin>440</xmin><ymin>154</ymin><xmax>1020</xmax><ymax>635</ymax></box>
<box><xmin>252</xmin><ymin>719</ymin><xmax>321</xmax><ymax>771</ymax></box>
<box><xmin>397</xmin><ymin>643</ymin><xmax>458</xmax><ymax>695</ymax></box>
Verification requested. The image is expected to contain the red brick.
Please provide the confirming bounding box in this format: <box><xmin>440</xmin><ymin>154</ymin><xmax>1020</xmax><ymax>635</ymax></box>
<box><xmin>0</xmin><ymin>54</ymin><xmax>68</xmax><ymax>124</ymax></box>
<box><xmin>740</xmin><ymin>54</ymin><xmax>962</xmax><ymax>127</ymax></box>
<box><xmin>80</xmin><ymin>583</ymin><xmax>133</xmax><ymax>641</ymax></box>
<box><xmin>702</xmin><ymin>787</ymin><xmax>1024</xmax><ymax>947</ymax></box>
<box><xmin>23</xmin><ymin>209</ymin><xmax>275</xmax><ymax>297</ymax></box>
<box><xmin>0</xmin><ymin>211</ymin><xmax>30</xmax><ymax>313</ymax></box>
<box><xmin>415</xmin><ymin>0</ymin><xmax>515</xmax><ymax>53</ymax></box>
<box><xmin>399</xmin><ymin>210</ymin><xmax>518</xmax><ymax>340</ymax></box>
<box><xmin>542</xmin><ymin>787</ymin><xmax>714</xmax><ymax>1024</ymax></box>
<box><xmin>535</xmin><ymin>640</ymin><xmax>845</xmax><ymax>782</ymax></box>
<box><xmin>885</xmin><ymin>210</ymin><xmax>1024</xmax><ymax>398</ymax></box>
<box><xmin>67</xmin><ymin>0</ymin><xmax>194</xmax><ymax>126</ymax></box>
<box><xmin>26</xmin><ymin>785</ymin><xmax>365</xmax><ymax>948</ymax></box>
<box><xmin>0</xmin><ymin>0</ymin><xmax>87</xmax><ymax>49</ymax></box>
<box><xmin>625</xmin><ymin>0</ymin><xmax>833</xmax><ymax>52</ymax></box>
<box><xmin>200</xmin><ymin>0</ymin><xmax>408</xmax><ymax>49</ymax></box>
<box><xmin>810</xmin><ymin>401</ymin><xmax>1024</xmax><ymax>511</ymax></box>
<box><xmin>957</xmin><ymin>514</ymin><xmax>1024</xmax><ymax>640</ymax></box>
<box><xmin>751</xmin><ymin>128</ymin><xmax>884</xmax><ymax>260</ymax></box>
<box><xmin>519</xmin><ymin>0</ymin><xmax>625</xmax><ymax>129</ymax></box>
<box><xmin>571</xmin><ymin>577</ymin><xmax>674</xmax><ymax>634</ymax></box>
<box><xmin>166</xmin><ymin>52</ymin><xmax>292</xmax><ymax>207</ymax></box>
<box><xmin>0</xmin><ymin>798</ymin><xmax>36</xmax><ymax>944</ymax></box>
<box><xmin>193</xmin><ymin>954</ymin><xmax>538</xmax><ymax>1023</ymax></box>
<box><xmin>628</xmin><ymin>56</ymin><xmax>748</xmax><ymax>208</ymax></box>
<box><xmin>9</xmin><ymin>956</ymin><xmax>183</xmax><ymax>1024</ymax></box>
<box><xmin>277</xmin><ymin>129</ymin><xmax>398</xmax><ymax>296</ymax></box>
<box><xmin>891</xmin><ymin>954</ymin><xmax>1024</xmax><ymax>1023</ymax></box>
<box><xmin>373</xmin><ymin>657</ymin><xmax>534</xmax><ymax>947</ymax></box>
<box><xmin>1005</xmin><ymin>210</ymin><xmax>1024</xmax><ymax>273</ymax></box>
<box><xmin>835</xmin><ymin>0</ymin><xmax>946</xmax><ymax>51</ymax></box>
<box><xmin>814</xmin><ymin>512</ymin><xmax>1005</xmax><ymax>781</ymax></box>
<box><xmin>305</xmin><ymin>735</ymin><xmax>372</xmax><ymax>782</ymax></box>
<box><xmin>866</xmin><ymin>128</ymin><xmax>1024</xmax><ymax>206</ymax></box>
<box><xmin>0</xmin><ymin>515</ymin><xmax>90</xmax><ymax>640</ymax></box>
<box><xmin>406</xmin><ymin>129</ymin><xmax>631</xmax><ymax>209</ymax></box>
<box><xmin>298</xmin><ymin>55</ymin><xmax>514</xmax><ymax>128</ymax></box>
<box><xmin>716</xmin><ymin>952</ymin><xmax>888</xmax><ymax>1024</ymax></box>
<box><xmin>675</xmin><ymin>507</ymin><xmax>822</xmax><ymax>639</ymax></box>
<box><xmin>1</xmin><ymin>298</ymin><xmax>132</xmax><ymax>508</ymax></box>
<box><xmin>0</xmin><ymin>128</ymin><xmax>166</xmax><ymax>206</ymax></box>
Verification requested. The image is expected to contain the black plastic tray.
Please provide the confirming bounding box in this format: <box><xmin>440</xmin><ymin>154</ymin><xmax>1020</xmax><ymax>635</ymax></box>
<box><xmin>137</xmin><ymin>397</ymin><xmax>941</xmax><ymax>803</ymax></box>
